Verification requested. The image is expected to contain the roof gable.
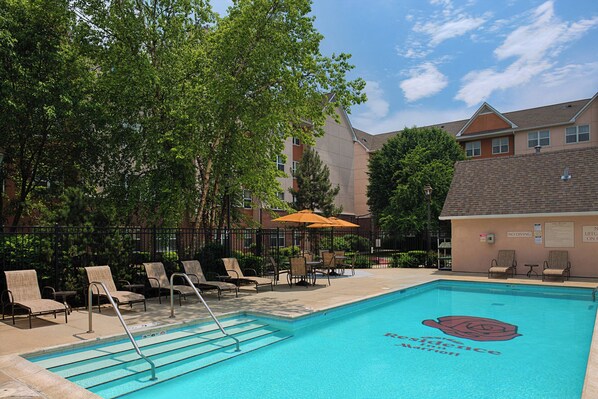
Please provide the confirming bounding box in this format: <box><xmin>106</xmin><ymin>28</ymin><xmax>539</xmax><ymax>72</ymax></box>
<box><xmin>457</xmin><ymin>102</ymin><xmax>517</xmax><ymax>137</ymax></box>
<box><xmin>440</xmin><ymin>147</ymin><xmax>598</xmax><ymax>219</ymax></box>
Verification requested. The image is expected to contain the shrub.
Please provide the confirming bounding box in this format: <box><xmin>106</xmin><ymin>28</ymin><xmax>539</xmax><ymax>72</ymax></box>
<box><xmin>342</xmin><ymin>234</ymin><xmax>371</xmax><ymax>252</ymax></box>
<box><xmin>197</xmin><ymin>242</ymin><xmax>226</xmax><ymax>275</ymax></box>
<box><xmin>391</xmin><ymin>252</ymin><xmax>417</xmax><ymax>268</ymax></box>
<box><xmin>234</xmin><ymin>251</ymin><xmax>265</xmax><ymax>276</ymax></box>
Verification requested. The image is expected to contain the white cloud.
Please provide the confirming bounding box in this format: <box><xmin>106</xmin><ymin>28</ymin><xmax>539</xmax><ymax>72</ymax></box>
<box><xmin>414</xmin><ymin>15</ymin><xmax>488</xmax><ymax>46</ymax></box>
<box><xmin>352</xmin><ymin>106</ymin><xmax>474</xmax><ymax>135</ymax></box>
<box><xmin>456</xmin><ymin>1</ymin><xmax>598</xmax><ymax>106</ymax></box>
<box><xmin>361</xmin><ymin>81</ymin><xmax>390</xmax><ymax>118</ymax></box>
<box><xmin>400</xmin><ymin>63</ymin><xmax>449</xmax><ymax>102</ymax></box>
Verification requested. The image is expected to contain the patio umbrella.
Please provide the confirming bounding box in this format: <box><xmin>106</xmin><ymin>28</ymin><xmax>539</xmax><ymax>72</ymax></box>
<box><xmin>272</xmin><ymin>210</ymin><xmax>331</xmax><ymax>254</ymax></box>
<box><xmin>308</xmin><ymin>217</ymin><xmax>359</xmax><ymax>252</ymax></box>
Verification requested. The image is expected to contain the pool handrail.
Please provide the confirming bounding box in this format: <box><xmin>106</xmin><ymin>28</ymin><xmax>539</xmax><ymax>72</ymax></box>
<box><xmin>87</xmin><ymin>281</ymin><xmax>157</xmax><ymax>381</ymax></box>
<box><xmin>169</xmin><ymin>272</ymin><xmax>241</xmax><ymax>352</ymax></box>
<box><xmin>593</xmin><ymin>286</ymin><xmax>597</xmax><ymax>302</ymax></box>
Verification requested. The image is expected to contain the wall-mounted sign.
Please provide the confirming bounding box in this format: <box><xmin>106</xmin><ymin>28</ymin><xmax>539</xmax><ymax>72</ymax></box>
<box><xmin>479</xmin><ymin>233</ymin><xmax>487</xmax><ymax>243</ymax></box>
<box><xmin>507</xmin><ymin>232</ymin><xmax>532</xmax><ymax>238</ymax></box>
<box><xmin>583</xmin><ymin>226</ymin><xmax>598</xmax><ymax>243</ymax></box>
<box><xmin>545</xmin><ymin>222</ymin><xmax>574</xmax><ymax>248</ymax></box>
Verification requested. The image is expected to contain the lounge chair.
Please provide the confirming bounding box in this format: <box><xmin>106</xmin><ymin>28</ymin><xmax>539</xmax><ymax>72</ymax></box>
<box><xmin>488</xmin><ymin>250</ymin><xmax>517</xmax><ymax>278</ymax></box>
<box><xmin>1</xmin><ymin>270</ymin><xmax>68</xmax><ymax>328</ymax></box>
<box><xmin>221</xmin><ymin>258</ymin><xmax>273</xmax><ymax>292</ymax></box>
<box><xmin>143</xmin><ymin>262</ymin><xmax>197</xmax><ymax>305</ymax></box>
<box><xmin>85</xmin><ymin>266</ymin><xmax>147</xmax><ymax>313</ymax></box>
<box><xmin>542</xmin><ymin>251</ymin><xmax>571</xmax><ymax>282</ymax></box>
<box><xmin>180</xmin><ymin>260</ymin><xmax>238</xmax><ymax>299</ymax></box>
<box><xmin>288</xmin><ymin>257</ymin><xmax>309</xmax><ymax>288</ymax></box>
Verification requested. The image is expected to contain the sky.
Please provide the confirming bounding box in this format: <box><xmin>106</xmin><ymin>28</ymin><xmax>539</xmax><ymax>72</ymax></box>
<box><xmin>212</xmin><ymin>0</ymin><xmax>598</xmax><ymax>134</ymax></box>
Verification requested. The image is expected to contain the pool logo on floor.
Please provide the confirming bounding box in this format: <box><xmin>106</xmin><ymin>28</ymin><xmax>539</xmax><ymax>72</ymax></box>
<box><xmin>422</xmin><ymin>315</ymin><xmax>521</xmax><ymax>342</ymax></box>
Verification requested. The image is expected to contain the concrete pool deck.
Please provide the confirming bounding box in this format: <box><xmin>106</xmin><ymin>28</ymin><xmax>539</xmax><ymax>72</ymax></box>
<box><xmin>1</xmin><ymin>268</ymin><xmax>597</xmax><ymax>398</ymax></box>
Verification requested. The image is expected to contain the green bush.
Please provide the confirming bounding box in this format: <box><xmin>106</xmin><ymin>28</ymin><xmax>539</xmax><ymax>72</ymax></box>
<box><xmin>391</xmin><ymin>252</ymin><xmax>417</xmax><ymax>268</ymax></box>
<box><xmin>354</xmin><ymin>254</ymin><xmax>371</xmax><ymax>268</ymax></box>
<box><xmin>234</xmin><ymin>251</ymin><xmax>265</xmax><ymax>276</ymax></box>
<box><xmin>342</xmin><ymin>234</ymin><xmax>371</xmax><ymax>252</ymax></box>
<box><xmin>197</xmin><ymin>242</ymin><xmax>226</xmax><ymax>275</ymax></box>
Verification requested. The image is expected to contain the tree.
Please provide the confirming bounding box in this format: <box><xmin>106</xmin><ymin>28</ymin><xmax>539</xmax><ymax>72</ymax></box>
<box><xmin>0</xmin><ymin>0</ymin><xmax>97</xmax><ymax>227</ymax></box>
<box><xmin>367</xmin><ymin>127</ymin><xmax>465</xmax><ymax>233</ymax></box>
<box><xmin>75</xmin><ymin>0</ymin><xmax>365</xmax><ymax>228</ymax></box>
<box><xmin>289</xmin><ymin>146</ymin><xmax>341</xmax><ymax>216</ymax></box>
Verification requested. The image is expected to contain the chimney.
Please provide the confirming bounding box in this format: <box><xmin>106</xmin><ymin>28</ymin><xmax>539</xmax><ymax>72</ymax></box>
<box><xmin>534</xmin><ymin>145</ymin><xmax>541</xmax><ymax>154</ymax></box>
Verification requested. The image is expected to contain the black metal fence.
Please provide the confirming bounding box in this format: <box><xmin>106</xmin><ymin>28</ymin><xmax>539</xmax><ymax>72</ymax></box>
<box><xmin>0</xmin><ymin>225</ymin><xmax>446</xmax><ymax>294</ymax></box>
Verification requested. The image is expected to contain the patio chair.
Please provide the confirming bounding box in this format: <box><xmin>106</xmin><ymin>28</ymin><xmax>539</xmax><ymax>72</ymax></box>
<box><xmin>313</xmin><ymin>252</ymin><xmax>333</xmax><ymax>285</ymax></box>
<box><xmin>266</xmin><ymin>256</ymin><xmax>288</xmax><ymax>286</ymax></box>
<box><xmin>288</xmin><ymin>257</ymin><xmax>309</xmax><ymax>288</ymax></box>
<box><xmin>180</xmin><ymin>260</ymin><xmax>238</xmax><ymax>299</ymax></box>
<box><xmin>542</xmin><ymin>251</ymin><xmax>571</xmax><ymax>282</ymax></box>
<box><xmin>84</xmin><ymin>265</ymin><xmax>147</xmax><ymax>313</ymax></box>
<box><xmin>221</xmin><ymin>258</ymin><xmax>273</xmax><ymax>292</ymax></box>
<box><xmin>337</xmin><ymin>253</ymin><xmax>356</xmax><ymax>276</ymax></box>
<box><xmin>488</xmin><ymin>250</ymin><xmax>517</xmax><ymax>278</ymax></box>
<box><xmin>1</xmin><ymin>270</ymin><xmax>68</xmax><ymax>328</ymax></box>
<box><xmin>143</xmin><ymin>262</ymin><xmax>197</xmax><ymax>305</ymax></box>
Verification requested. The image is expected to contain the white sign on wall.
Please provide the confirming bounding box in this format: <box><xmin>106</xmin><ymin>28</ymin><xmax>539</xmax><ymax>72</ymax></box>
<box><xmin>583</xmin><ymin>226</ymin><xmax>598</xmax><ymax>243</ymax></box>
<box><xmin>545</xmin><ymin>222</ymin><xmax>574</xmax><ymax>248</ymax></box>
<box><xmin>507</xmin><ymin>232</ymin><xmax>532</xmax><ymax>238</ymax></box>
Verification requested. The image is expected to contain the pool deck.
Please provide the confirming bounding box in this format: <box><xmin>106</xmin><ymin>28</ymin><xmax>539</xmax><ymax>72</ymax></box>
<box><xmin>1</xmin><ymin>268</ymin><xmax>597</xmax><ymax>398</ymax></box>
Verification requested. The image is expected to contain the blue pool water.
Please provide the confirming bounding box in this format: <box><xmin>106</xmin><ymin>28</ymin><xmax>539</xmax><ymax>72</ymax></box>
<box><xmin>30</xmin><ymin>281</ymin><xmax>597</xmax><ymax>399</ymax></box>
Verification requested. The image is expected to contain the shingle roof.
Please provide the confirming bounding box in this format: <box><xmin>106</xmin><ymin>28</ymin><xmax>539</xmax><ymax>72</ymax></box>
<box><xmin>355</xmin><ymin>96</ymin><xmax>594</xmax><ymax>151</ymax></box>
<box><xmin>440</xmin><ymin>147</ymin><xmax>598</xmax><ymax>219</ymax></box>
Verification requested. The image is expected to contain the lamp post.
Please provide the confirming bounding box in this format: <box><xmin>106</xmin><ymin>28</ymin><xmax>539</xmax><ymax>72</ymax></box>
<box><xmin>423</xmin><ymin>184</ymin><xmax>433</xmax><ymax>265</ymax></box>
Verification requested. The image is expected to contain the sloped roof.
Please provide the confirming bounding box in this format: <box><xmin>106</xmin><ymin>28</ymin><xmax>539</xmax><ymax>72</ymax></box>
<box><xmin>440</xmin><ymin>147</ymin><xmax>598</xmax><ymax>219</ymax></box>
<box><xmin>356</xmin><ymin>95</ymin><xmax>594</xmax><ymax>151</ymax></box>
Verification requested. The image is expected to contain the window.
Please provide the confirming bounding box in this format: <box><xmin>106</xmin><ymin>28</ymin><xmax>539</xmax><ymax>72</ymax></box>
<box><xmin>528</xmin><ymin>130</ymin><xmax>550</xmax><ymax>148</ymax></box>
<box><xmin>293</xmin><ymin>137</ymin><xmax>300</xmax><ymax>146</ymax></box>
<box><xmin>291</xmin><ymin>161</ymin><xmax>299</xmax><ymax>176</ymax></box>
<box><xmin>293</xmin><ymin>230</ymin><xmax>301</xmax><ymax>246</ymax></box>
<box><xmin>276</xmin><ymin>155</ymin><xmax>285</xmax><ymax>171</ymax></box>
<box><xmin>243</xmin><ymin>231</ymin><xmax>253</xmax><ymax>248</ymax></box>
<box><xmin>492</xmin><ymin>137</ymin><xmax>509</xmax><ymax>154</ymax></box>
<box><xmin>465</xmin><ymin>141</ymin><xmax>481</xmax><ymax>157</ymax></box>
<box><xmin>269</xmin><ymin>235</ymin><xmax>285</xmax><ymax>248</ymax></box>
<box><xmin>242</xmin><ymin>190</ymin><xmax>252</xmax><ymax>209</ymax></box>
<box><xmin>272</xmin><ymin>192</ymin><xmax>285</xmax><ymax>210</ymax></box>
<box><xmin>566</xmin><ymin>125</ymin><xmax>590</xmax><ymax>144</ymax></box>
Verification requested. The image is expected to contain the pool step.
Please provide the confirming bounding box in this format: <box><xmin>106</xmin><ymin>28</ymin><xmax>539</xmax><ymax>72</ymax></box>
<box><xmin>33</xmin><ymin>317</ymin><xmax>292</xmax><ymax>399</ymax></box>
<box><xmin>94</xmin><ymin>331</ymin><xmax>291</xmax><ymax>399</ymax></box>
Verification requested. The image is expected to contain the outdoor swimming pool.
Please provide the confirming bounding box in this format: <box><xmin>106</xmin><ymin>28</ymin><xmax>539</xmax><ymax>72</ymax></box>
<box><xmin>28</xmin><ymin>281</ymin><xmax>597</xmax><ymax>399</ymax></box>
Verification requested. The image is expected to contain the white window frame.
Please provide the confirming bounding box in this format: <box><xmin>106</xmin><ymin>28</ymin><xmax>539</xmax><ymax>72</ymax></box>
<box><xmin>272</xmin><ymin>192</ymin><xmax>285</xmax><ymax>211</ymax></box>
<box><xmin>242</xmin><ymin>190</ymin><xmax>252</xmax><ymax>209</ymax></box>
<box><xmin>492</xmin><ymin>137</ymin><xmax>509</xmax><ymax>154</ymax></box>
<box><xmin>465</xmin><ymin>141</ymin><xmax>481</xmax><ymax>157</ymax></box>
<box><xmin>276</xmin><ymin>155</ymin><xmax>285</xmax><ymax>171</ymax></box>
<box><xmin>243</xmin><ymin>231</ymin><xmax>253</xmax><ymax>249</ymax></box>
<box><xmin>528</xmin><ymin>130</ymin><xmax>550</xmax><ymax>148</ymax></box>
<box><xmin>269</xmin><ymin>235</ymin><xmax>285</xmax><ymax>248</ymax></box>
<box><xmin>565</xmin><ymin>125</ymin><xmax>590</xmax><ymax>144</ymax></box>
<box><xmin>291</xmin><ymin>161</ymin><xmax>299</xmax><ymax>176</ymax></box>
<box><xmin>292</xmin><ymin>137</ymin><xmax>300</xmax><ymax>146</ymax></box>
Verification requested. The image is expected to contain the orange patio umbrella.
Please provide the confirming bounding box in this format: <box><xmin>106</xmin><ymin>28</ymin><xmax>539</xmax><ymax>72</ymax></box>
<box><xmin>272</xmin><ymin>210</ymin><xmax>331</xmax><ymax>255</ymax></box>
<box><xmin>272</xmin><ymin>210</ymin><xmax>331</xmax><ymax>224</ymax></box>
<box><xmin>307</xmin><ymin>217</ymin><xmax>359</xmax><ymax>229</ymax></box>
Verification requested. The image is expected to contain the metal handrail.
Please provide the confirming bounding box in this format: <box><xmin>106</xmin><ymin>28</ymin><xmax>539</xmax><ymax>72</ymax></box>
<box><xmin>169</xmin><ymin>273</ymin><xmax>241</xmax><ymax>352</ymax></box>
<box><xmin>593</xmin><ymin>286</ymin><xmax>597</xmax><ymax>302</ymax></box>
<box><xmin>87</xmin><ymin>281</ymin><xmax>157</xmax><ymax>380</ymax></box>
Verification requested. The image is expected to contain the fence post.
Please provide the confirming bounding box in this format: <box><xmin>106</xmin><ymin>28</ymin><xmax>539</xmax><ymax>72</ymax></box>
<box><xmin>53</xmin><ymin>223</ymin><xmax>60</xmax><ymax>289</ymax></box>
<box><xmin>152</xmin><ymin>225</ymin><xmax>157</xmax><ymax>261</ymax></box>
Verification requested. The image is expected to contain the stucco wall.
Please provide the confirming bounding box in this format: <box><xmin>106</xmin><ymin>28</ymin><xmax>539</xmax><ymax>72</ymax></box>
<box><xmin>451</xmin><ymin>216</ymin><xmax>598</xmax><ymax>278</ymax></box>
<box><xmin>515</xmin><ymin>99</ymin><xmax>598</xmax><ymax>155</ymax></box>
<box><xmin>353</xmin><ymin>141</ymin><xmax>370</xmax><ymax>217</ymax></box>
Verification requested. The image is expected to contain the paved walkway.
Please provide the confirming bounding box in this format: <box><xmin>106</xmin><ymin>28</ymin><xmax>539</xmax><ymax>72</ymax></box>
<box><xmin>1</xmin><ymin>268</ymin><xmax>597</xmax><ymax>398</ymax></box>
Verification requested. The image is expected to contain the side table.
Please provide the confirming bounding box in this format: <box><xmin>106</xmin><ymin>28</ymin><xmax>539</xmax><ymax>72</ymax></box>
<box><xmin>53</xmin><ymin>290</ymin><xmax>77</xmax><ymax>314</ymax></box>
<box><xmin>525</xmin><ymin>264</ymin><xmax>539</xmax><ymax>278</ymax></box>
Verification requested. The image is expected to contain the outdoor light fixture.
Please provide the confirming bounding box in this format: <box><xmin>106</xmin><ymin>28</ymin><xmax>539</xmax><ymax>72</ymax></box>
<box><xmin>561</xmin><ymin>167</ymin><xmax>571</xmax><ymax>181</ymax></box>
<box><xmin>423</xmin><ymin>184</ymin><xmax>433</xmax><ymax>265</ymax></box>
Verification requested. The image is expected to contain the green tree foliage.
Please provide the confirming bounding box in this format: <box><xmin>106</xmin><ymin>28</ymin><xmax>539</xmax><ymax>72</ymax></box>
<box><xmin>0</xmin><ymin>0</ymin><xmax>97</xmax><ymax>226</ymax></box>
<box><xmin>289</xmin><ymin>146</ymin><xmax>341</xmax><ymax>216</ymax></box>
<box><xmin>367</xmin><ymin>127</ymin><xmax>465</xmax><ymax>233</ymax></box>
